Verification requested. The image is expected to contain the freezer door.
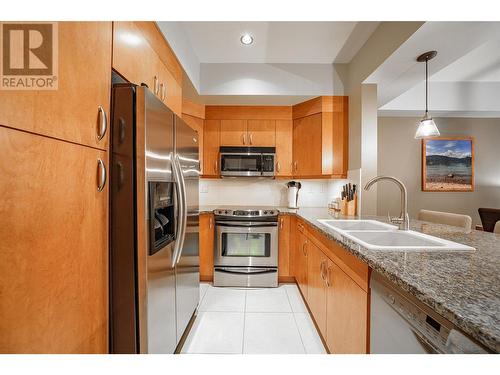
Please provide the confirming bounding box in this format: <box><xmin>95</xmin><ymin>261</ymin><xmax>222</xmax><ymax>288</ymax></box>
<box><xmin>142</xmin><ymin>88</ymin><xmax>177</xmax><ymax>353</ymax></box>
<box><xmin>174</xmin><ymin>116</ymin><xmax>200</xmax><ymax>342</ymax></box>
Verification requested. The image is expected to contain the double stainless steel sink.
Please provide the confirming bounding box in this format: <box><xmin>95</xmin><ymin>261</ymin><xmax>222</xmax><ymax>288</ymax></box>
<box><xmin>317</xmin><ymin>219</ymin><xmax>475</xmax><ymax>252</ymax></box>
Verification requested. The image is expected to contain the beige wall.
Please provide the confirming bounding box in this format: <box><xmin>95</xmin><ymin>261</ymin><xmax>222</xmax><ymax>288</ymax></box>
<box><xmin>340</xmin><ymin>22</ymin><xmax>424</xmax><ymax>214</ymax></box>
<box><xmin>377</xmin><ymin>117</ymin><xmax>500</xmax><ymax>225</ymax></box>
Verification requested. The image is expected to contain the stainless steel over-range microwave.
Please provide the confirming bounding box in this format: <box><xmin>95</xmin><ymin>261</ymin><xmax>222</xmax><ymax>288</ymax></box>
<box><xmin>219</xmin><ymin>147</ymin><xmax>275</xmax><ymax>177</ymax></box>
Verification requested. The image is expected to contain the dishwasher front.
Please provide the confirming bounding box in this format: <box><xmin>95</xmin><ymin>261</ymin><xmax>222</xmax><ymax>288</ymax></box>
<box><xmin>370</xmin><ymin>272</ymin><xmax>489</xmax><ymax>354</ymax></box>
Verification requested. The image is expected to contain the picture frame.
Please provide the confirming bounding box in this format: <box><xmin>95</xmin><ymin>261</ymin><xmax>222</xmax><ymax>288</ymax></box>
<box><xmin>421</xmin><ymin>137</ymin><xmax>475</xmax><ymax>192</ymax></box>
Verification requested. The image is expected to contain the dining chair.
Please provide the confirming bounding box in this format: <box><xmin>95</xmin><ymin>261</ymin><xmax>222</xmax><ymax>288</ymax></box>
<box><xmin>478</xmin><ymin>208</ymin><xmax>500</xmax><ymax>233</ymax></box>
<box><xmin>418</xmin><ymin>209</ymin><xmax>472</xmax><ymax>233</ymax></box>
<box><xmin>494</xmin><ymin>221</ymin><xmax>500</xmax><ymax>234</ymax></box>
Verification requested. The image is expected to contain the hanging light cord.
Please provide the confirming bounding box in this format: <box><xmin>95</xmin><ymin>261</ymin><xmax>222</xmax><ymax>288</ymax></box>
<box><xmin>425</xmin><ymin>58</ymin><xmax>428</xmax><ymax>115</ymax></box>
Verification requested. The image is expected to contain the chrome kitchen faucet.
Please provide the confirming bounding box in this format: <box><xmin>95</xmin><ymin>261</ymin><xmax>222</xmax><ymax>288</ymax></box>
<box><xmin>364</xmin><ymin>176</ymin><xmax>410</xmax><ymax>231</ymax></box>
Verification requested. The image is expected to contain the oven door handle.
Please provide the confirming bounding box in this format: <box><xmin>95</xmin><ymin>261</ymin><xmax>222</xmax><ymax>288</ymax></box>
<box><xmin>215</xmin><ymin>221</ymin><xmax>278</xmax><ymax>228</ymax></box>
<box><xmin>215</xmin><ymin>267</ymin><xmax>277</xmax><ymax>275</ymax></box>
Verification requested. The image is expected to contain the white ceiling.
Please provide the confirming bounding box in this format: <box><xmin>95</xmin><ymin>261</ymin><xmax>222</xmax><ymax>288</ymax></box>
<box><xmin>158</xmin><ymin>21</ymin><xmax>379</xmax><ymax>99</ymax></box>
<box><xmin>178</xmin><ymin>21</ymin><xmax>376</xmax><ymax>64</ymax></box>
<box><xmin>431</xmin><ymin>40</ymin><xmax>500</xmax><ymax>82</ymax></box>
<box><xmin>364</xmin><ymin>22</ymin><xmax>500</xmax><ymax>117</ymax></box>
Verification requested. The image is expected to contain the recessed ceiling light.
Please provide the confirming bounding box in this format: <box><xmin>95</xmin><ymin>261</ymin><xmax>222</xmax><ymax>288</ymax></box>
<box><xmin>240</xmin><ymin>34</ymin><xmax>253</xmax><ymax>45</ymax></box>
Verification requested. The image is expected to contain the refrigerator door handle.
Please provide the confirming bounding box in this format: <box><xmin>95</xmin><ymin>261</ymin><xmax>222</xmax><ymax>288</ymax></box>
<box><xmin>171</xmin><ymin>153</ymin><xmax>185</xmax><ymax>268</ymax></box>
<box><xmin>175</xmin><ymin>155</ymin><xmax>188</xmax><ymax>265</ymax></box>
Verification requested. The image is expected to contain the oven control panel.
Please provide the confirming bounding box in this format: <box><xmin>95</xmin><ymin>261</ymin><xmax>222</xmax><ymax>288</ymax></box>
<box><xmin>214</xmin><ymin>209</ymin><xmax>279</xmax><ymax>217</ymax></box>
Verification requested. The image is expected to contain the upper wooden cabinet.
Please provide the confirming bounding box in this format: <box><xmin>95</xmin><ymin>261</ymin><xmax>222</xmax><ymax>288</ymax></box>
<box><xmin>0</xmin><ymin>22</ymin><xmax>112</xmax><ymax>150</ymax></box>
<box><xmin>275</xmin><ymin>120</ymin><xmax>293</xmax><ymax>177</ymax></box>
<box><xmin>292</xmin><ymin>96</ymin><xmax>349</xmax><ymax>178</ymax></box>
<box><xmin>203</xmin><ymin>120</ymin><xmax>221</xmax><ymax>177</ymax></box>
<box><xmin>0</xmin><ymin>126</ymin><xmax>108</xmax><ymax>353</ymax></box>
<box><xmin>112</xmin><ymin>22</ymin><xmax>182</xmax><ymax>116</ymax></box>
<box><xmin>220</xmin><ymin>119</ymin><xmax>248</xmax><ymax>146</ymax></box>
<box><xmin>220</xmin><ymin>119</ymin><xmax>276</xmax><ymax>147</ymax></box>
<box><xmin>247</xmin><ymin>120</ymin><xmax>276</xmax><ymax>146</ymax></box>
<box><xmin>293</xmin><ymin>113</ymin><xmax>323</xmax><ymax>177</ymax></box>
<box><xmin>201</xmin><ymin>99</ymin><xmax>347</xmax><ymax>179</ymax></box>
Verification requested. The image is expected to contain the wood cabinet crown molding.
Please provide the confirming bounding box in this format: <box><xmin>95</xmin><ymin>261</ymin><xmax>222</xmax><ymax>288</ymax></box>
<box><xmin>132</xmin><ymin>22</ymin><xmax>183</xmax><ymax>84</ymax></box>
<box><xmin>182</xmin><ymin>99</ymin><xmax>205</xmax><ymax>119</ymax></box>
<box><xmin>205</xmin><ymin>105</ymin><xmax>292</xmax><ymax>120</ymax></box>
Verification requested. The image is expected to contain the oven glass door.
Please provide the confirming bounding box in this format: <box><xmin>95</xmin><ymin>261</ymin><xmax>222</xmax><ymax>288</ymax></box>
<box><xmin>215</xmin><ymin>222</ymin><xmax>277</xmax><ymax>267</ymax></box>
<box><xmin>220</xmin><ymin>153</ymin><xmax>262</xmax><ymax>176</ymax></box>
<box><xmin>222</xmin><ymin>232</ymin><xmax>270</xmax><ymax>257</ymax></box>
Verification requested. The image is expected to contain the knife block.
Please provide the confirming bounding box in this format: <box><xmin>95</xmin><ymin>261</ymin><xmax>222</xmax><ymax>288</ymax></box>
<box><xmin>340</xmin><ymin>194</ymin><xmax>357</xmax><ymax>216</ymax></box>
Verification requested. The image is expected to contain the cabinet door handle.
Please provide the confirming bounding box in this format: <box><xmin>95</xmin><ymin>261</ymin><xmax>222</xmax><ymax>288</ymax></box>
<box><xmin>97</xmin><ymin>158</ymin><xmax>107</xmax><ymax>192</ymax></box>
<box><xmin>154</xmin><ymin>76</ymin><xmax>159</xmax><ymax>95</ymax></box>
<box><xmin>302</xmin><ymin>240</ymin><xmax>307</xmax><ymax>256</ymax></box>
<box><xmin>279</xmin><ymin>217</ymin><xmax>283</xmax><ymax>229</ymax></box>
<box><xmin>294</xmin><ymin>161</ymin><xmax>298</xmax><ymax>172</ymax></box>
<box><xmin>320</xmin><ymin>261</ymin><xmax>325</xmax><ymax>281</ymax></box>
<box><xmin>276</xmin><ymin>161</ymin><xmax>281</xmax><ymax>173</ymax></box>
<box><xmin>97</xmin><ymin>105</ymin><xmax>107</xmax><ymax>141</ymax></box>
<box><xmin>249</xmin><ymin>133</ymin><xmax>253</xmax><ymax>145</ymax></box>
<box><xmin>209</xmin><ymin>216</ymin><xmax>213</xmax><ymax>229</ymax></box>
<box><xmin>326</xmin><ymin>266</ymin><xmax>332</xmax><ymax>287</ymax></box>
<box><xmin>159</xmin><ymin>83</ymin><xmax>164</xmax><ymax>100</ymax></box>
<box><xmin>214</xmin><ymin>159</ymin><xmax>218</xmax><ymax>174</ymax></box>
<box><xmin>161</xmin><ymin>83</ymin><xmax>166</xmax><ymax>101</ymax></box>
<box><xmin>242</xmin><ymin>133</ymin><xmax>246</xmax><ymax>145</ymax></box>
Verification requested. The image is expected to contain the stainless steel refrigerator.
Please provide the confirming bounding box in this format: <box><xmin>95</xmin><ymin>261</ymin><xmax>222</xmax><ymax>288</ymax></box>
<box><xmin>109</xmin><ymin>82</ymin><xmax>199</xmax><ymax>354</ymax></box>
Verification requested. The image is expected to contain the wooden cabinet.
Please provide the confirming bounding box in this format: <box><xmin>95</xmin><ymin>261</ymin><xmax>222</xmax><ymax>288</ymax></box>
<box><xmin>0</xmin><ymin>22</ymin><xmax>112</xmax><ymax>150</ymax></box>
<box><xmin>293</xmin><ymin>113</ymin><xmax>323</xmax><ymax>177</ymax></box>
<box><xmin>220</xmin><ymin>119</ymin><xmax>247</xmax><ymax>146</ymax></box>
<box><xmin>112</xmin><ymin>22</ymin><xmax>182</xmax><ymax>116</ymax></box>
<box><xmin>247</xmin><ymin>120</ymin><xmax>276</xmax><ymax>146</ymax></box>
<box><xmin>292</xmin><ymin>96</ymin><xmax>349</xmax><ymax>178</ymax></box>
<box><xmin>203</xmin><ymin>120</ymin><xmax>220</xmax><ymax>177</ymax></box>
<box><xmin>326</xmin><ymin>260</ymin><xmax>368</xmax><ymax>353</ymax></box>
<box><xmin>294</xmin><ymin>221</ymin><xmax>309</xmax><ymax>300</ymax></box>
<box><xmin>182</xmin><ymin>113</ymin><xmax>204</xmax><ymax>173</ymax></box>
<box><xmin>220</xmin><ymin>119</ymin><xmax>276</xmax><ymax>147</ymax></box>
<box><xmin>275</xmin><ymin>120</ymin><xmax>293</xmax><ymax>177</ymax></box>
<box><xmin>201</xmin><ymin>99</ymin><xmax>348</xmax><ymax>179</ymax></box>
<box><xmin>199</xmin><ymin>213</ymin><xmax>215</xmax><ymax>281</ymax></box>
<box><xmin>278</xmin><ymin>215</ymin><xmax>291</xmax><ymax>279</ymax></box>
<box><xmin>0</xmin><ymin>126</ymin><xmax>108</xmax><ymax>353</ymax></box>
<box><xmin>290</xmin><ymin>218</ymin><xmax>369</xmax><ymax>354</ymax></box>
<box><xmin>307</xmin><ymin>241</ymin><xmax>328</xmax><ymax>337</ymax></box>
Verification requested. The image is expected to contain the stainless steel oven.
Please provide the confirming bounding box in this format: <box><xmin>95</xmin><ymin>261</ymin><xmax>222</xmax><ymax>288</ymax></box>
<box><xmin>219</xmin><ymin>147</ymin><xmax>275</xmax><ymax>177</ymax></box>
<box><xmin>213</xmin><ymin>208</ymin><xmax>279</xmax><ymax>287</ymax></box>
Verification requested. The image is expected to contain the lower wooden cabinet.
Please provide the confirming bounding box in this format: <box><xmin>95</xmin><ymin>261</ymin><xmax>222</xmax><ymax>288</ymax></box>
<box><xmin>306</xmin><ymin>241</ymin><xmax>328</xmax><ymax>337</ymax></box>
<box><xmin>326</xmin><ymin>260</ymin><xmax>368</xmax><ymax>353</ymax></box>
<box><xmin>294</xmin><ymin>222</ymin><xmax>309</xmax><ymax>300</ymax></box>
<box><xmin>0</xmin><ymin>126</ymin><xmax>108</xmax><ymax>353</ymax></box>
<box><xmin>278</xmin><ymin>215</ymin><xmax>291</xmax><ymax>278</ymax></box>
<box><xmin>291</xmin><ymin>219</ymin><xmax>369</xmax><ymax>354</ymax></box>
<box><xmin>199</xmin><ymin>213</ymin><xmax>215</xmax><ymax>281</ymax></box>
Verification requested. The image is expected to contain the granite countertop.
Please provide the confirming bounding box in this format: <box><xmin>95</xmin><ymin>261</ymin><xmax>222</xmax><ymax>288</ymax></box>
<box><xmin>200</xmin><ymin>205</ymin><xmax>500</xmax><ymax>352</ymax></box>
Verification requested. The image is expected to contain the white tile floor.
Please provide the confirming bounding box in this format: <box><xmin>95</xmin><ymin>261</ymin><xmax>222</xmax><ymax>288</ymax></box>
<box><xmin>181</xmin><ymin>283</ymin><xmax>326</xmax><ymax>354</ymax></box>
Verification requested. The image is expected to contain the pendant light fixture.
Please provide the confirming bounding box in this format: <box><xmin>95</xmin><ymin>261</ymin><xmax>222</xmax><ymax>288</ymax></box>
<box><xmin>415</xmin><ymin>50</ymin><xmax>440</xmax><ymax>139</ymax></box>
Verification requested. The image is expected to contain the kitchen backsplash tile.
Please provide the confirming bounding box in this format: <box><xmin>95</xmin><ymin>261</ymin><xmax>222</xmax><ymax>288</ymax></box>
<box><xmin>199</xmin><ymin>178</ymin><xmax>350</xmax><ymax>207</ymax></box>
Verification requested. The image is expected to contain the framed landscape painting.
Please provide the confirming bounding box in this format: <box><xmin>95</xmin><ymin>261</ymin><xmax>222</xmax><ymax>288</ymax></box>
<box><xmin>422</xmin><ymin>137</ymin><xmax>474</xmax><ymax>192</ymax></box>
